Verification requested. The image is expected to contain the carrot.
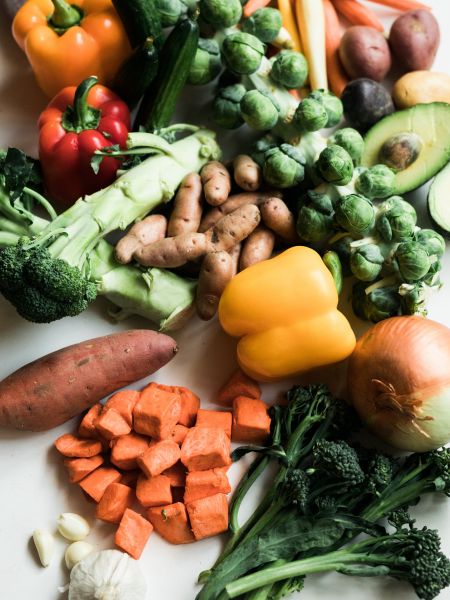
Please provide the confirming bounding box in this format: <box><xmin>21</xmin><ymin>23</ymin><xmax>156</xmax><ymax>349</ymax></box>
<box><xmin>110</xmin><ymin>432</ymin><xmax>150</xmax><ymax>470</ymax></box>
<box><xmin>232</xmin><ymin>396</ymin><xmax>272</xmax><ymax>443</ymax></box>
<box><xmin>133</xmin><ymin>382</ymin><xmax>181</xmax><ymax>439</ymax></box>
<box><xmin>217</xmin><ymin>368</ymin><xmax>261</xmax><ymax>406</ymax></box>
<box><xmin>323</xmin><ymin>0</ymin><xmax>349</xmax><ymax>97</ymax></box>
<box><xmin>243</xmin><ymin>0</ymin><xmax>271</xmax><ymax>18</ymax></box>
<box><xmin>184</xmin><ymin>468</ymin><xmax>231</xmax><ymax>504</ymax></box>
<box><xmin>95</xmin><ymin>483</ymin><xmax>134</xmax><ymax>523</ymax></box>
<box><xmin>366</xmin><ymin>0</ymin><xmax>430</xmax><ymax>10</ymax></box>
<box><xmin>288</xmin><ymin>88</ymin><xmax>301</xmax><ymax>100</ymax></box>
<box><xmin>295</xmin><ymin>0</ymin><xmax>328</xmax><ymax>89</ymax></box>
<box><xmin>103</xmin><ymin>390</ymin><xmax>140</xmax><ymax>428</ymax></box>
<box><xmin>64</xmin><ymin>455</ymin><xmax>104</xmax><ymax>483</ymax></box>
<box><xmin>115</xmin><ymin>508</ymin><xmax>153</xmax><ymax>559</ymax></box>
<box><xmin>163</xmin><ymin>461</ymin><xmax>187</xmax><ymax>488</ymax></box>
<box><xmin>54</xmin><ymin>434</ymin><xmax>102</xmax><ymax>458</ymax></box>
<box><xmin>186</xmin><ymin>493</ymin><xmax>229</xmax><ymax>540</ymax></box>
<box><xmin>0</xmin><ymin>330</ymin><xmax>178</xmax><ymax>432</ymax></box>
<box><xmin>136</xmin><ymin>474</ymin><xmax>173</xmax><ymax>508</ymax></box>
<box><xmin>137</xmin><ymin>439</ymin><xmax>181</xmax><ymax>478</ymax></box>
<box><xmin>181</xmin><ymin>426</ymin><xmax>231</xmax><ymax>472</ymax></box>
<box><xmin>278</xmin><ymin>0</ymin><xmax>303</xmax><ymax>52</ymax></box>
<box><xmin>147</xmin><ymin>502</ymin><xmax>195</xmax><ymax>545</ymax></box>
<box><xmin>331</xmin><ymin>0</ymin><xmax>384</xmax><ymax>31</ymax></box>
<box><xmin>196</xmin><ymin>409</ymin><xmax>232</xmax><ymax>438</ymax></box>
<box><xmin>79</xmin><ymin>467</ymin><xmax>122</xmax><ymax>502</ymax></box>
<box><xmin>78</xmin><ymin>404</ymin><xmax>103</xmax><ymax>438</ymax></box>
<box><xmin>171</xmin><ymin>424</ymin><xmax>189</xmax><ymax>445</ymax></box>
<box><xmin>95</xmin><ymin>409</ymin><xmax>131</xmax><ymax>441</ymax></box>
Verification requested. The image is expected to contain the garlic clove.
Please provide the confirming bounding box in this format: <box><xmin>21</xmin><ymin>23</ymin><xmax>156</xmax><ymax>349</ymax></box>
<box><xmin>65</xmin><ymin>541</ymin><xmax>95</xmax><ymax>570</ymax></box>
<box><xmin>57</xmin><ymin>513</ymin><xmax>90</xmax><ymax>541</ymax></box>
<box><xmin>32</xmin><ymin>529</ymin><xmax>55</xmax><ymax>567</ymax></box>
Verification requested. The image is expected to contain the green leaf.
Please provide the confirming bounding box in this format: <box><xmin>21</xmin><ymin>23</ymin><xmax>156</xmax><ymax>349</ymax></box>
<box><xmin>0</xmin><ymin>147</ymin><xmax>42</xmax><ymax>201</ymax></box>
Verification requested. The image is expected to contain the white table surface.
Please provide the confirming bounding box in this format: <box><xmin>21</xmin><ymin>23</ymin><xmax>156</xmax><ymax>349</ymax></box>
<box><xmin>1</xmin><ymin>2</ymin><xmax>450</xmax><ymax>599</ymax></box>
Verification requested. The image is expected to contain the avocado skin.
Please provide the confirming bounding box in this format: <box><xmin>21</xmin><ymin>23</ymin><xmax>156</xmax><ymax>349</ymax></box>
<box><xmin>428</xmin><ymin>161</ymin><xmax>450</xmax><ymax>238</ymax></box>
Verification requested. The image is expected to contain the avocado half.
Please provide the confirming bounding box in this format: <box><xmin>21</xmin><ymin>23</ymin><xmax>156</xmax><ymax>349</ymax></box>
<box><xmin>428</xmin><ymin>160</ymin><xmax>450</xmax><ymax>237</ymax></box>
<box><xmin>361</xmin><ymin>103</ymin><xmax>450</xmax><ymax>195</ymax></box>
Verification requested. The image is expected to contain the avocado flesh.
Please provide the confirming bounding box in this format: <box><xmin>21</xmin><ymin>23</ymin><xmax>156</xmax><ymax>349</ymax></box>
<box><xmin>362</xmin><ymin>103</ymin><xmax>450</xmax><ymax>195</ymax></box>
<box><xmin>428</xmin><ymin>160</ymin><xmax>450</xmax><ymax>237</ymax></box>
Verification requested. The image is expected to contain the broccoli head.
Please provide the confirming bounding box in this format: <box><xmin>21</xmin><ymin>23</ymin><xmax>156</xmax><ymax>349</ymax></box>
<box><xmin>312</xmin><ymin>440</ymin><xmax>365</xmax><ymax>485</ymax></box>
<box><xmin>284</xmin><ymin>469</ymin><xmax>310</xmax><ymax>511</ymax></box>
<box><xmin>405</xmin><ymin>527</ymin><xmax>450</xmax><ymax>600</ymax></box>
<box><xmin>365</xmin><ymin>453</ymin><xmax>396</xmax><ymax>495</ymax></box>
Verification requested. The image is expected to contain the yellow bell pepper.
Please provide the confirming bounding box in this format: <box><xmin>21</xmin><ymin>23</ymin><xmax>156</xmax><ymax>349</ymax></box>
<box><xmin>12</xmin><ymin>0</ymin><xmax>131</xmax><ymax>98</ymax></box>
<box><xmin>218</xmin><ymin>246</ymin><xmax>356</xmax><ymax>382</ymax></box>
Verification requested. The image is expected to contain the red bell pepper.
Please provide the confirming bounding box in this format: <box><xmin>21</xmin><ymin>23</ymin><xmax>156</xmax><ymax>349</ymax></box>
<box><xmin>38</xmin><ymin>76</ymin><xmax>130</xmax><ymax>207</ymax></box>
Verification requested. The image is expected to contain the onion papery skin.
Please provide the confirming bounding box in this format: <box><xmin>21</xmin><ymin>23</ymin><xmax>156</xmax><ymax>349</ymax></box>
<box><xmin>348</xmin><ymin>315</ymin><xmax>450</xmax><ymax>452</ymax></box>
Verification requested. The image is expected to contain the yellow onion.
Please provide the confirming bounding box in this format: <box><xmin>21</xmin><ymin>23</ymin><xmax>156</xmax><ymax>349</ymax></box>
<box><xmin>348</xmin><ymin>316</ymin><xmax>450</xmax><ymax>451</ymax></box>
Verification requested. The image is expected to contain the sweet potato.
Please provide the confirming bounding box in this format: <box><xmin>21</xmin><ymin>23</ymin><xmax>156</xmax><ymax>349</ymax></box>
<box><xmin>201</xmin><ymin>161</ymin><xmax>231</xmax><ymax>206</ymax></box>
<box><xmin>184</xmin><ymin>468</ymin><xmax>231</xmax><ymax>503</ymax></box>
<box><xmin>181</xmin><ymin>426</ymin><xmax>231</xmax><ymax>472</ymax></box>
<box><xmin>186</xmin><ymin>493</ymin><xmax>229</xmax><ymax>540</ymax></box>
<box><xmin>64</xmin><ymin>455</ymin><xmax>104</xmax><ymax>483</ymax></box>
<box><xmin>95</xmin><ymin>482</ymin><xmax>134</xmax><ymax>523</ymax></box>
<box><xmin>196</xmin><ymin>409</ymin><xmax>232</xmax><ymax>438</ymax></box>
<box><xmin>95</xmin><ymin>409</ymin><xmax>131</xmax><ymax>441</ymax></box>
<box><xmin>55</xmin><ymin>434</ymin><xmax>103</xmax><ymax>458</ymax></box>
<box><xmin>163</xmin><ymin>461</ymin><xmax>186</xmax><ymax>487</ymax></box>
<box><xmin>133</xmin><ymin>232</ymin><xmax>207</xmax><ymax>268</ymax></box>
<box><xmin>133</xmin><ymin>382</ymin><xmax>181</xmax><ymax>439</ymax></box>
<box><xmin>78</xmin><ymin>404</ymin><xmax>103</xmax><ymax>438</ymax></box>
<box><xmin>0</xmin><ymin>330</ymin><xmax>178</xmax><ymax>432</ymax></box>
<box><xmin>168</xmin><ymin>173</ymin><xmax>204</xmax><ymax>236</ymax></box>
<box><xmin>232</xmin><ymin>396</ymin><xmax>271</xmax><ymax>443</ymax></box>
<box><xmin>196</xmin><ymin>251</ymin><xmax>234</xmax><ymax>321</ymax></box>
<box><xmin>156</xmin><ymin>385</ymin><xmax>199</xmax><ymax>427</ymax></box>
<box><xmin>147</xmin><ymin>502</ymin><xmax>195</xmax><ymax>544</ymax></box>
<box><xmin>260</xmin><ymin>198</ymin><xmax>299</xmax><ymax>243</ymax></box>
<box><xmin>136</xmin><ymin>474</ymin><xmax>172</xmax><ymax>508</ymax></box>
<box><xmin>115</xmin><ymin>214</ymin><xmax>167</xmax><ymax>264</ymax></box>
<box><xmin>138</xmin><ymin>439</ymin><xmax>181</xmax><ymax>478</ymax></box>
<box><xmin>103</xmin><ymin>390</ymin><xmax>140</xmax><ymax>428</ymax></box>
<box><xmin>239</xmin><ymin>226</ymin><xmax>275</xmax><ymax>270</ymax></box>
<box><xmin>79</xmin><ymin>467</ymin><xmax>122</xmax><ymax>502</ymax></box>
<box><xmin>233</xmin><ymin>155</ymin><xmax>262</xmax><ymax>191</ymax></box>
<box><xmin>110</xmin><ymin>432</ymin><xmax>150</xmax><ymax>470</ymax></box>
<box><xmin>204</xmin><ymin>205</ymin><xmax>261</xmax><ymax>253</ymax></box>
<box><xmin>171</xmin><ymin>424</ymin><xmax>189</xmax><ymax>445</ymax></box>
<box><xmin>217</xmin><ymin>369</ymin><xmax>261</xmax><ymax>405</ymax></box>
<box><xmin>120</xmin><ymin>470</ymin><xmax>140</xmax><ymax>488</ymax></box>
<box><xmin>115</xmin><ymin>508</ymin><xmax>153</xmax><ymax>559</ymax></box>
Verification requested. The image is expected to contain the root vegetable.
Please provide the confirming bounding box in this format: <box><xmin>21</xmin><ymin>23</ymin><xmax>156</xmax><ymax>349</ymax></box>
<box><xmin>228</xmin><ymin>244</ymin><xmax>242</xmax><ymax>276</ymax></box>
<box><xmin>239</xmin><ymin>226</ymin><xmax>275</xmax><ymax>270</ymax></box>
<box><xmin>0</xmin><ymin>330</ymin><xmax>177</xmax><ymax>432</ymax></box>
<box><xmin>233</xmin><ymin>155</ymin><xmax>262</xmax><ymax>191</ymax></box>
<box><xmin>196</xmin><ymin>252</ymin><xmax>234</xmax><ymax>320</ymax></box>
<box><xmin>115</xmin><ymin>215</ymin><xmax>167</xmax><ymax>264</ymax></box>
<box><xmin>260</xmin><ymin>198</ymin><xmax>298</xmax><ymax>243</ymax></box>
<box><xmin>133</xmin><ymin>232</ymin><xmax>207</xmax><ymax>268</ymax></box>
<box><xmin>167</xmin><ymin>173</ymin><xmax>204</xmax><ymax>236</ymax></box>
<box><xmin>205</xmin><ymin>205</ymin><xmax>261</xmax><ymax>253</ymax></box>
<box><xmin>201</xmin><ymin>161</ymin><xmax>232</xmax><ymax>206</ymax></box>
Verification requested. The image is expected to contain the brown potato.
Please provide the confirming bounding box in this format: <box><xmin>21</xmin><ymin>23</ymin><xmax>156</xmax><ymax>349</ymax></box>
<box><xmin>196</xmin><ymin>252</ymin><xmax>234</xmax><ymax>321</ymax></box>
<box><xmin>389</xmin><ymin>10</ymin><xmax>439</xmax><ymax>73</ymax></box>
<box><xmin>392</xmin><ymin>70</ymin><xmax>450</xmax><ymax>108</ymax></box>
<box><xmin>205</xmin><ymin>205</ymin><xmax>261</xmax><ymax>253</ymax></box>
<box><xmin>115</xmin><ymin>215</ymin><xmax>167</xmax><ymax>264</ymax></box>
<box><xmin>167</xmin><ymin>173</ymin><xmax>203</xmax><ymax>236</ymax></box>
<box><xmin>239</xmin><ymin>226</ymin><xmax>275</xmax><ymax>270</ymax></box>
<box><xmin>339</xmin><ymin>26</ymin><xmax>391</xmax><ymax>82</ymax></box>
<box><xmin>260</xmin><ymin>198</ymin><xmax>298</xmax><ymax>244</ymax></box>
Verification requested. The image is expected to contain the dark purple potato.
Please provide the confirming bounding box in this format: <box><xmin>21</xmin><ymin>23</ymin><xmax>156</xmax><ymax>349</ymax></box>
<box><xmin>342</xmin><ymin>79</ymin><xmax>395</xmax><ymax>132</ymax></box>
<box><xmin>389</xmin><ymin>9</ymin><xmax>440</xmax><ymax>72</ymax></box>
<box><xmin>339</xmin><ymin>26</ymin><xmax>391</xmax><ymax>82</ymax></box>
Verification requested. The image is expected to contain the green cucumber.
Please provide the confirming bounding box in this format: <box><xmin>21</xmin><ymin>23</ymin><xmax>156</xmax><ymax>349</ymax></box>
<box><xmin>112</xmin><ymin>0</ymin><xmax>163</xmax><ymax>48</ymax></box>
<box><xmin>135</xmin><ymin>15</ymin><xmax>199</xmax><ymax>132</ymax></box>
<box><xmin>112</xmin><ymin>38</ymin><xmax>159</xmax><ymax>109</ymax></box>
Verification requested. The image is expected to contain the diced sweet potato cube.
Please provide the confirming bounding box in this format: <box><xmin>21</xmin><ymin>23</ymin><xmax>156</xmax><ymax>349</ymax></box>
<box><xmin>181</xmin><ymin>427</ymin><xmax>231</xmax><ymax>472</ymax></box>
<box><xmin>64</xmin><ymin>455</ymin><xmax>104</xmax><ymax>483</ymax></box>
<box><xmin>55</xmin><ymin>434</ymin><xmax>102</xmax><ymax>458</ymax></box>
<box><xmin>120</xmin><ymin>470</ymin><xmax>140</xmax><ymax>488</ymax></box>
<box><xmin>78</xmin><ymin>404</ymin><xmax>103</xmax><ymax>438</ymax></box>
<box><xmin>176</xmin><ymin>388</ymin><xmax>201</xmax><ymax>427</ymax></box>
<box><xmin>103</xmin><ymin>390</ymin><xmax>140</xmax><ymax>427</ymax></box>
<box><xmin>136</xmin><ymin>474</ymin><xmax>172</xmax><ymax>508</ymax></box>
<box><xmin>184</xmin><ymin>468</ymin><xmax>231</xmax><ymax>504</ymax></box>
<box><xmin>232</xmin><ymin>397</ymin><xmax>271</xmax><ymax>443</ymax></box>
<box><xmin>147</xmin><ymin>502</ymin><xmax>195</xmax><ymax>545</ymax></box>
<box><xmin>163</xmin><ymin>461</ymin><xmax>186</xmax><ymax>488</ymax></box>
<box><xmin>186</xmin><ymin>494</ymin><xmax>229</xmax><ymax>540</ymax></box>
<box><xmin>217</xmin><ymin>369</ymin><xmax>261</xmax><ymax>405</ymax></box>
<box><xmin>133</xmin><ymin>383</ymin><xmax>181</xmax><ymax>439</ymax></box>
<box><xmin>95</xmin><ymin>408</ymin><xmax>131</xmax><ymax>441</ymax></box>
<box><xmin>115</xmin><ymin>508</ymin><xmax>153</xmax><ymax>560</ymax></box>
<box><xmin>79</xmin><ymin>467</ymin><xmax>121</xmax><ymax>502</ymax></box>
<box><xmin>137</xmin><ymin>440</ymin><xmax>181</xmax><ymax>478</ymax></box>
<box><xmin>110</xmin><ymin>432</ymin><xmax>150</xmax><ymax>470</ymax></box>
<box><xmin>171</xmin><ymin>424</ymin><xmax>189</xmax><ymax>445</ymax></box>
<box><xmin>96</xmin><ymin>483</ymin><xmax>134</xmax><ymax>523</ymax></box>
<box><xmin>196</xmin><ymin>409</ymin><xmax>232</xmax><ymax>438</ymax></box>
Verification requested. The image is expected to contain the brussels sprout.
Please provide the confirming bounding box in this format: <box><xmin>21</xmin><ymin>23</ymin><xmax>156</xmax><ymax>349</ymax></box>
<box><xmin>188</xmin><ymin>38</ymin><xmax>222</xmax><ymax>85</ymax></box>
<box><xmin>323</xmin><ymin>250</ymin><xmax>343</xmax><ymax>294</ymax></box>
<box><xmin>399</xmin><ymin>283</ymin><xmax>427</xmax><ymax>316</ymax></box>
<box><xmin>414</xmin><ymin>228</ymin><xmax>446</xmax><ymax>259</ymax></box>
<box><xmin>200</xmin><ymin>0</ymin><xmax>242</xmax><ymax>28</ymax></box>
<box><xmin>317</xmin><ymin>145</ymin><xmax>354</xmax><ymax>186</ymax></box>
<box><xmin>251</xmin><ymin>135</ymin><xmax>279</xmax><ymax>167</ymax></box>
<box><xmin>242</xmin><ymin>7</ymin><xmax>282</xmax><ymax>43</ymax></box>
<box><xmin>213</xmin><ymin>84</ymin><xmax>246</xmax><ymax>129</ymax></box>
<box><xmin>294</xmin><ymin>99</ymin><xmax>328</xmax><ymax>132</ymax></box>
<box><xmin>328</xmin><ymin>128</ymin><xmax>364</xmax><ymax>166</ymax></box>
<box><xmin>156</xmin><ymin>0</ymin><xmax>185</xmax><ymax>26</ymax></box>
<box><xmin>309</xmin><ymin>89</ymin><xmax>343</xmax><ymax>127</ymax></box>
<box><xmin>330</xmin><ymin>234</ymin><xmax>353</xmax><ymax>277</ymax></box>
<box><xmin>240</xmin><ymin>90</ymin><xmax>280</xmax><ymax>130</ymax></box>
<box><xmin>270</xmin><ymin>50</ymin><xmax>309</xmax><ymax>89</ymax></box>
<box><xmin>393</xmin><ymin>240</ymin><xmax>430</xmax><ymax>282</ymax></box>
<box><xmin>355</xmin><ymin>164</ymin><xmax>395</xmax><ymax>199</ymax></box>
<box><xmin>263</xmin><ymin>143</ymin><xmax>305</xmax><ymax>188</ymax></box>
<box><xmin>296</xmin><ymin>190</ymin><xmax>334</xmax><ymax>242</ymax></box>
<box><xmin>335</xmin><ymin>194</ymin><xmax>375</xmax><ymax>236</ymax></box>
<box><xmin>352</xmin><ymin>281</ymin><xmax>401</xmax><ymax>323</ymax></box>
<box><xmin>222</xmin><ymin>32</ymin><xmax>265</xmax><ymax>75</ymax></box>
<box><xmin>375</xmin><ymin>196</ymin><xmax>417</xmax><ymax>242</ymax></box>
<box><xmin>350</xmin><ymin>244</ymin><xmax>384</xmax><ymax>282</ymax></box>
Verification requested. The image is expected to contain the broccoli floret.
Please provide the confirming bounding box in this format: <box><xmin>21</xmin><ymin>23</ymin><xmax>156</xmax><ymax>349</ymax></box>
<box><xmin>388</xmin><ymin>508</ymin><xmax>415</xmax><ymax>531</ymax></box>
<box><xmin>366</xmin><ymin>454</ymin><xmax>396</xmax><ymax>495</ymax></box>
<box><xmin>312</xmin><ymin>440</ymin><xmax>365</xmax><ymax>485</ymax></box>
<box><xmin>284</xmin><ymin>469</ymin><xmax>310</xmax><ymax>511</ymax></box>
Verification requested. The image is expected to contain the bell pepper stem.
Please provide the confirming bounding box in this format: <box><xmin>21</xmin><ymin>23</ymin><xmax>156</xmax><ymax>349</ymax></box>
<box><xmin>72</xmin><ymin>76</ymin><xmax>99</xmax><ymax>130</ymax></box>
<box><xmin>50</xmin><ymin>0</ymin><xmax>82</xmax><ymax>29</ymax></box>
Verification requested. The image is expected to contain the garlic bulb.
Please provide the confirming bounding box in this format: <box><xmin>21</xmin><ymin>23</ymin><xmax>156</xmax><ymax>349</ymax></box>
<box><xmin>68</xmin><ymin>550</ymin><xmax>147</xmax><ymax>600</ymax></box>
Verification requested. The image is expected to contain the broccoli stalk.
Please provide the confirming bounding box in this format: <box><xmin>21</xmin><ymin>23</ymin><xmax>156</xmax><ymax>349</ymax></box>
<box><xmin>0</xmin><ymin>129</ymin><xmax>219</xmax><ymax>323</ymax></box>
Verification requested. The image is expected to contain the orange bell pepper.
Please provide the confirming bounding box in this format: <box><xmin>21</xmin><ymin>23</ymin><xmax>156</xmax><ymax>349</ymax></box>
<box><xmin>12</xmin><ymin>0</ymin><xmax>131</xmax><ymax>98</ymax></box>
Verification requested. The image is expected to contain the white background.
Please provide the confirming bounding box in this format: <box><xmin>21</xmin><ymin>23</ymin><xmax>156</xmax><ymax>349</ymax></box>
<box><xmin>0</xmin><ymin>1</ymin><xmax>450</xmax><ymax>599</ymax></box>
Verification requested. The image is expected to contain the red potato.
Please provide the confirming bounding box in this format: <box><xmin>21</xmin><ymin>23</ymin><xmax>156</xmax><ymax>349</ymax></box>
<box><xmin>0</xmin><ymin>330</ymin><xmax>178</xmax><ymax>432</ymax></box>
<box><xmin>389</xmin><ymin>9</ymin><xmax>440</xmax><ymax>72</ymax></box>
<box><xmin>339</xmin><ymin>26</ymin><xmax>391</xmax><ymax>82</ymax></box>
